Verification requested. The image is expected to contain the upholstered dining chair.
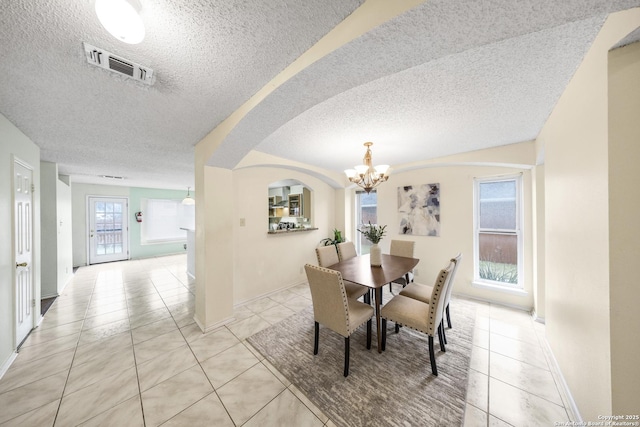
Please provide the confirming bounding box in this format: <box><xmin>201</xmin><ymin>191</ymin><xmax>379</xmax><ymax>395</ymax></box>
<box><xmin>389</xmin><ymin>240</ymin><xmax>416</xmax><ymax>293</ymax></box>
<box><xmin>336</xmin><ymin>241</ymin><xmax>357</xmax><ymax>261</ymax></box>
<box><xmin>400</xmin><ymin>253</ymin><xmax>462</xmax><ymax>329</ymax></box>
<box><xmin>380</xmin><ymin>260</ymin><xmax>454</xmax><ymax>376</ymax></box>
<box><xmin>304</xmin><ymin>264</ymin><xmax>374</xmax><ymax>377</ymax></box>
<box><xmin>316</xmin><ymin>245</ymin><xmax>370</xmax><ymax>303</ymax></box>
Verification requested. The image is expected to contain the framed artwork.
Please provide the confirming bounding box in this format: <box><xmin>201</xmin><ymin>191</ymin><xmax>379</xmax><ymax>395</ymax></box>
<box><xmin>398</xmin><ymin>183</ymin><xmax>440</xmax><ymax>236</ymax></box>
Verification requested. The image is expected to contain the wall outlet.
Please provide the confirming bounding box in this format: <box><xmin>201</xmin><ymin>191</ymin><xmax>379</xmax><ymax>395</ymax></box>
<box><xmin>239</xmin><ymin>218</ymin><xmax>246</xmax><ymax>227</ymax></box>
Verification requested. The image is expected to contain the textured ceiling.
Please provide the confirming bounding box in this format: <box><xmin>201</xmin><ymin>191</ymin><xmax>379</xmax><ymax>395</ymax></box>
<box><xmin>1</xmin><ymin>1</ymin><xmax>639</xmax><ymax>189</ymax></box>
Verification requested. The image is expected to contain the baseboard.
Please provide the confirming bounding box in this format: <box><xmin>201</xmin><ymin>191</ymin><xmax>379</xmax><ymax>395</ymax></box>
<box><xmin>234</xmin><ymin>279</ymin><xmax>308</xmax><ymax>309</ymax></box>
<box><xmin>193</xmin><ymin>314</ymin><xmax>236</xmax><ymax>334</ymax></box>
<box><xmin>0</xmin><ymin>351</ymin><xmax>18</xmax><ymax>380</ymax></box>
<box><xmin>455</xmin><ymin>292</ymin><xmax>532</xmax><ymax>313</ymax></box>
<box><xmin>532</xmin><ymin>310</ymin><xmax>545</xmax><ymax>324</ymax></box>
<box><xmin>542</xmin><ymin>338</ymin><xmax>582</xmax><ymax>422</ymax></box>
<box><xmin>41</xmin><ymin>292</ymin><xmax>59</xmax><ymax>299</ymax></box>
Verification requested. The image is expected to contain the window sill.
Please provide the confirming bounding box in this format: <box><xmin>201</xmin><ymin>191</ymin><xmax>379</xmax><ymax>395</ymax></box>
<box><xmin>267</xmin><ymin>227</ymin><xmax>318</xmax><ymax>235</ymax></box>
<box><xmin>141</xmin><ymin>239</ymin><xmax>187</xmax><ymax>246</ymax></box>
<box><xmin>472</xmin><ymin>280</ymin><xmax>528</xmax><ymax>296</ymax></box>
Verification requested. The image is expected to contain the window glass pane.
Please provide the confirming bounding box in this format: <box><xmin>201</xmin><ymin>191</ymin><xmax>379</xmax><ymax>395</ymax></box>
<box><xmin>356</xmin><ymin>191</ymin><xmax>377</xmax><ymax>255</ymax></box>
<box><xmin>479</xmin><ymin>180</ymin><xmax>516</xmax><ymax>230</ymax></box>
<box><xmin>478</xmin><ymin>233</ymin><xmax>518</xmax><ymax>284</ymax></box>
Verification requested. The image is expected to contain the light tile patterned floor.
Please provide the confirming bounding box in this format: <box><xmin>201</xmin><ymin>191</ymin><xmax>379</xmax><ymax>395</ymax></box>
<box><xmin>0</xmin><ymin>254</ymin><xmax>570</xmax><ymax>426</ymax></box>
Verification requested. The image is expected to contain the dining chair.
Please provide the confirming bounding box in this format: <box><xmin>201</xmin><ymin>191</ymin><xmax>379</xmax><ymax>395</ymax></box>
<box><xmin>316</xmin><ymin>245</ymin><xmax>370</xmax><ymax>303</ymax></box>
<box><xmin>304</xmin><ymin>264</ymin><xmax>374</xmax><ymax>377</ymax></box>
<box><xmin>399</xmin><ymin>253</ymin><xmax>462</xmax><ymax>329</ymax></box>
<box><xmin>389</xmin><ymin>240</ymin><xmax>415</xmax><ymax>293</ymax></box>
<box><xmin>380</xmin><ymin>260</ymin><xmax>454</xmax><ymax>376</ymax></box>
<box><xmin>336</xmin><ymin>241</ymin><xmax>357</xmax><ymax>261</ymax></box>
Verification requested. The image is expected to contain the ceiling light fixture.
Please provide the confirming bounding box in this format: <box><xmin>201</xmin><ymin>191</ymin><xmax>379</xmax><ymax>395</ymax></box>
<box><xmin>95</xmin><ymin>0</ymin><xmax>145</xmax><ymax>44</ymax></box>
<box><xmin>344</xmin><ymin>142</ymin><xmax>391</xmax><ymax>194</ymax></box>
<box><xmin>182</xmin><ymin>187</ymin><xmax>195</xmax><ymax>205</ymax></box>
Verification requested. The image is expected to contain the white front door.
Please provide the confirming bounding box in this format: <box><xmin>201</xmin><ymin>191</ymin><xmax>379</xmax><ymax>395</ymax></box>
<box><xmin>88</xmin><ymin>197</ymin><xmax>129</xmax><ymax>264</ymax></box>
<box><xmin>14</xmin><ymin>159</ymin><xmax>34</xmax><ymax>346</ymax></box>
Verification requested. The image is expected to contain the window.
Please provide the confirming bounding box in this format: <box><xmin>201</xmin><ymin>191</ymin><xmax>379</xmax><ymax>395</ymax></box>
<box><xmin>355</xmin><ymin>190</ymin><xmax>377</xmax><ymax>254</ymax></box>
<box><xmin>140</xmin><ymin>199</ymin><xmax>187</xmax><ymax>244</ymax></box>
<box><xmin>473</xmin><ymin>175</ymin><xmax>523</xmax><ymax>290</ymax></box>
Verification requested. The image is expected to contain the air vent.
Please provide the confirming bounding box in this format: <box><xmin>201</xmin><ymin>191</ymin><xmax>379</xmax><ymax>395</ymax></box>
<box><xmin>83</xmin><ymin>42</ymin><xmax>154</xmax><ymax>85</ymax></box>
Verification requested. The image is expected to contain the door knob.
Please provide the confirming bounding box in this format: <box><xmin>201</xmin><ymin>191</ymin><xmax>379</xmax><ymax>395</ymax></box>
<box><xmin>16</xmin><ymin>262</ymin><xmax>27</xmax><ymax>268</ymax></box>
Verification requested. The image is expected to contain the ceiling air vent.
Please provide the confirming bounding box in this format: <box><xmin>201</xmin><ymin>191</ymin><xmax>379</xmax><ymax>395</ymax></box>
<box><xmin>83</xmin><ymin>42</ymin><xmax>154</xmax><ymax>85</ymax></box>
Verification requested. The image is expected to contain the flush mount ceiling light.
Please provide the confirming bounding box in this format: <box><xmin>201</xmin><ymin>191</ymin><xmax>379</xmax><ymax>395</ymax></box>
<box><xmin>95</xmin><ymin>0</ymin><xmax>145</xmax><ymax>44</ymax></box>
<box><xmin>182</xmin><ymin>187</ymin><xmax>195</xmax><ymax>205</ymax></box>
<box><xmin>344</xmin><ymin>142</ymin><xmax>391</xmax><ymax>194</ymax></box>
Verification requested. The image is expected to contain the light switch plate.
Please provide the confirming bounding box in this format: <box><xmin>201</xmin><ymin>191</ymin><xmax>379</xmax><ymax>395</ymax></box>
<box><xmin>239</xmin><ymin>218</ymin><xmax>246</xmax><ymax>226</ymax></box>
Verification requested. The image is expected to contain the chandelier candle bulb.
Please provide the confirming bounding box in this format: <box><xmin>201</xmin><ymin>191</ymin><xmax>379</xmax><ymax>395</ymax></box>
<box><xmin>345</xmin><ymin>142</ymin><xmax>391</xmax><ymax>193</ymax></box>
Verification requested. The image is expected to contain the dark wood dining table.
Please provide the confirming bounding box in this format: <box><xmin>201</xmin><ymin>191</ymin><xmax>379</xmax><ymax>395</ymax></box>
<box><xmin>328</xmin><ymin>253</ymin><xmax>419</xmax><ymax>353</ymax></box>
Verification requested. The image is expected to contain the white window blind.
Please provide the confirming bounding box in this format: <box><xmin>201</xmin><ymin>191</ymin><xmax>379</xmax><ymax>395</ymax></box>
<box><xmin>141</xmin><ymin>199</ymin><xmax>186</xmax><ymax>244</ymax></box>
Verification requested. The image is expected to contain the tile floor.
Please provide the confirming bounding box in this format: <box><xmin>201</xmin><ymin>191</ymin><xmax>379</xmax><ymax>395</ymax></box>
<box><xmin>0</xmin><ymin>254</ymin><xmax>571</xmax><ymax>426</ymax></box>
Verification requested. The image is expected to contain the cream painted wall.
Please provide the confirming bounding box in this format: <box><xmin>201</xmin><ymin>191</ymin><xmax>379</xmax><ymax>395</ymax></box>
<box><xmin>0</xmin><ymin>113</ymin><xmax>41</xmax><ymax>369</ymax></box>
<box><xmin>608</xmin><ymin>40</ymin><xmax>640</xmax><ymax>414</ymax></box>
<box><xmin>40</xmin><ymin>161</ymin><xmax>59</xmax><ymax>297</ymax></box>
<box><xmin>532</xmin><ymin>165</ymin><xmax>545</xmax><ymax>320</ymax></box>
<box><xmin>56</xmin><ymin>178</ymin><xmax>73</xmax><ymax>294</ymax></box>
<box><xmin>371</xmin><ymin>164</ymin><xmax>534</xmax><ymax>309</ymax></box>
<box><xmin>40</xmin><ymin>162</ymin><xmax>73</xmax><ymax>297</ymax></box>
<box><xmin>233</xmin><ymin>167</ymin><xmax>335</xmax><ymax>304</ymax></box>
<box><xmin>71</xmin><ymin>183</ymin><xmax>129</xmax><ymax>267</ymax></box>
<box><xmin>537</xmin><ymin>9</ymin><xmax>640</xmax><ymax>420</ymax></box>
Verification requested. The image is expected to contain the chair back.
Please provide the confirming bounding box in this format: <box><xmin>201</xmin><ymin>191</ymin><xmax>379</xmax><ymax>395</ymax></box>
<box><xmin>316</xmin><ymin>245</ymin><xmax>339</xmax><ymax>267</ymax></box>
<box><xmin>304</xmin><ymin>264</ymin><xmax>350</xmax><ymax>337</ymax></box>
<box><xmin>390</xmin><ymin>240</ymin><xmax>415</xmax><ymax>258</ymax></box>
<box><xmin>337</xmin><ymin>241</ymin><xmax>357</xmax><ymax>261</ymax></box>
<box><xmin>426</xmin><ymin>260</ymin><xmax>454</xmax><ymax>336</ymax></box>
<box><xmin>443</xmin><ymin>253</ymin><xmax>462</xmax><ymax>309</ymax></box>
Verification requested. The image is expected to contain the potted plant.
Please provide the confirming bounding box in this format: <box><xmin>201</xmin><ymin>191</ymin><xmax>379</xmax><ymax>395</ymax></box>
<box><xmin>357</xmin><ymin>222</ymin><xmax>387</xmax><ymax>266</ymax></box>
<box><xmin>319</xmin><ymin>228</ymin><xmax>344</xmax><ymax>252</ymax></box>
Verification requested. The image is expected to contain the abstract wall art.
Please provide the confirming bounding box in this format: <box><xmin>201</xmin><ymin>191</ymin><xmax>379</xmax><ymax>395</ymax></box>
<box><xmin>398</xmin><ymin>183</ymin><xmax>440</xmax><ymax>236</ymax></box>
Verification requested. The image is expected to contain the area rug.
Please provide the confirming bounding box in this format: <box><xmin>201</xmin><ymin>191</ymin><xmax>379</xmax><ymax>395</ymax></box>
<box><xmin>247</xmin><ymin>297</ymin><xmax>476</xmax><ymax>427</ymax></box>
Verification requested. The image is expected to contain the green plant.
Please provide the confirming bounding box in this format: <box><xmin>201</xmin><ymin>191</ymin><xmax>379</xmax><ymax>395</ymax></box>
<box><xmin>357</xmin><ymin>222</ymin><xmax>387</xmax><ymax>244</ymax></box>
<box><xmin>320</xmin><ymin>228</ymin><xmax>344</xmax><ymax>247</ymax></box>
<box><xmin>479</xmin><ymin>261</ymin><xmax>518</xmax><ymax>284</ymax></box>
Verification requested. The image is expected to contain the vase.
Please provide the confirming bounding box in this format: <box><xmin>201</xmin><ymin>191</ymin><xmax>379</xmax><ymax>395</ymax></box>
<box><xmin>370</xmin><ymin>243</ymin><xmax>382</xmax><ymax>267</ymax></box>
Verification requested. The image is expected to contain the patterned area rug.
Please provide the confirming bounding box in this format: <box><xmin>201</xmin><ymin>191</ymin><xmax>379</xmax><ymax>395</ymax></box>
<box><xmin>247</xmin><ymin>297</ymin><xmax>476</xmax><ymax>427</ymax></box>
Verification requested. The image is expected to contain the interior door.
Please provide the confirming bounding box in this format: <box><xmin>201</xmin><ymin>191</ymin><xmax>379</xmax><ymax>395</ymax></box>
<box><xmin>88</xmin><ymin>197</ymin><xmax>129</xmax><ymax>264</ymax></box>
<box><xmin>14</xmin><ymin>159</ymin><xmax>34</xmax><ymax>346</ymax></box>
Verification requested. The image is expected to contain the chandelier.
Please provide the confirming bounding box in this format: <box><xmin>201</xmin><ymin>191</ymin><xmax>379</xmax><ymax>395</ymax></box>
<box><xmin>344</xmin><ymin>142</ymin><xmax>391</xmax><ymax>193</ymax></box>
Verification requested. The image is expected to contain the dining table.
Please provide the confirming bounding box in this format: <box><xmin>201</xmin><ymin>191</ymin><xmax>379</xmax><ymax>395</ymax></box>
<box><xmin>328</xmin><ymin>253</ymin><xmax>419</xmax><ymax>353</ymax></box>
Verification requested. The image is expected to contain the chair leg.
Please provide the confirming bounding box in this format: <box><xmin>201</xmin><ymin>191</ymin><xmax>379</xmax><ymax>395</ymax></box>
<box><xmin>438</xmin><ymin>322</ymin><xmax>446</xmax><ymax>352</ymax></box>
<box><xmin>366</xmin><ymin>319</ymin><xmax>372</xmax><ymax>350</ymax></box>
<box><xmin>344</xmin><ymin>336</ymin><xmax>350</xmax><ymax>377</ymax></box>
<box><xmin>381</xmin><ymin>319</ymin><xmax>387</xmax><ymax>351</ymax></box>
<box><xmin>442</xmin><ymin>321</ymin><xmax>447</xmax><ymax>345</ymax></box>
<box><xmin>314</xmin><ymin>321</ymin><xmax>319</xmax><ymax>355</ymax></box>
<box><xmin>364</xmin><ymin>290</ymin><xmax>371</xmax><ymax>305</ymax></box>
<box><xmin>395</xmin><ymin>322</ymin><xmax>400</xmax><ymax>333</ymax></box>
<box><xmin>446</xmin><ymin>304</ymin><xmax>452</xmax><ymax>328</ymax></box>
<box><xmin>428</xmin><ymin>336</ymin><xmax>438</xmax><ymax>376</ymax></box>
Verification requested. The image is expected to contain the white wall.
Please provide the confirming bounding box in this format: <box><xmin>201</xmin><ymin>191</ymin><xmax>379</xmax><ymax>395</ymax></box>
<box><xmin>537</xmin><ymin>9</ymin><xmax>640</xmax><ymax>420</ymax></box>
<box><xmin>56</xmin><ymin>178</ymin><xmax>73</xmax><ymax>293</ymax></box>
<box><xmin>71</xmin><ymin>183</ymin><xmax>129</xmax><ymax>267</ymax></box>
<box><xmin>608</xmin><ymin>40</ymin><xmax>640</xmax><ymax>415</ymax></box>
<box><xmin>40</xmin><ymin>161</ymin><xmax>59</xmax><ymax>297</ymax></box>
<box><xmin>373</xmin><ymin>163</ymin><xmax>534</xmax><ymax>309</ymax></box>
<box><xmin>233</xmin><ymin>166</ymin><xmax>335</xmax><ymax>303</ymax></box>
<box><xmin>0</xmin><ymin>113</ymin><xmax>41</xmax><ymax>369</ymax></box>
